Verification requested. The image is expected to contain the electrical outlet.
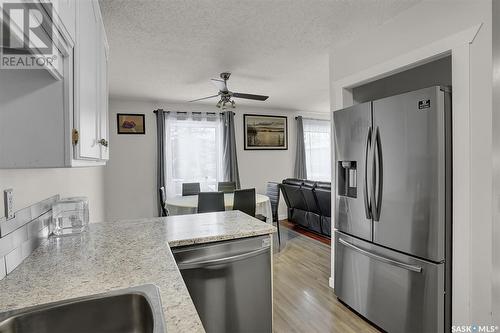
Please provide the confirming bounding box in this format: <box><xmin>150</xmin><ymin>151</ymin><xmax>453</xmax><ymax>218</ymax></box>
<box><xmin>4</xmin><ymin>189</ymin><xmax>14</xmax><ymax>220</ymax></box>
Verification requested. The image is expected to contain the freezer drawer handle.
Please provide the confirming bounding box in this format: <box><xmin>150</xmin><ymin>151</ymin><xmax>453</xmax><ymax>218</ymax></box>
<box><xmin>338</xmin><ymin>238</ymin><xmax>422</xmax><ymax>273</ymax></box>
<box><xmin>177</xmin><ymin>246</ymin><xmax>270</xmax><ymax>270</ymax></box>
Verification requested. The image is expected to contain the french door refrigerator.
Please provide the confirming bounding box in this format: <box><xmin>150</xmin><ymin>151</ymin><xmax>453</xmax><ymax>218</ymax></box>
<box><xmin>333</xmin><ymin>86</ymin><xmax>451</xmax><ymax>333</ymax></box>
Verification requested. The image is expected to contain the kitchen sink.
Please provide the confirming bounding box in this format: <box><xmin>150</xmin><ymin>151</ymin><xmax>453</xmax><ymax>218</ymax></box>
<box><xmin>0</xmin><ymin>284</ymin><xmax>165</xmax><ymax>333</ymax></box>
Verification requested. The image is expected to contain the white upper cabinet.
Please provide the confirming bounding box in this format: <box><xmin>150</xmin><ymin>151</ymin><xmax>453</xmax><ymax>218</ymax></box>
<box><xmin>0</xmin><ymin>0</ymin><xmax>109</xmax><ymax>168</ymax></box>
<box><xmin>98</xmin><ymin>18</ymin><xmax>110</xmax><ymax>161</ymax></box>
<box><xmin>74</xmin><ymin>0</ymin><xmax>101</xmax><ymax>160</ymax></box>
<box><xmin>73</xmin><ymin>0</ymin><xmax>108</xmax><ymax>162</ymax></box>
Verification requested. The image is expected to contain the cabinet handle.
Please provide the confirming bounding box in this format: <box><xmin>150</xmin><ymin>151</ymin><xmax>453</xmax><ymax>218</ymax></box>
<box><xmin>176</xmin><ymin>246</ymin><xmax>270</xmax><ymax>270</ymax></box>
<box><xmin>98</xmin><ymin>139</ymin><xmax>108</xmax><ymax>147</ymax></box>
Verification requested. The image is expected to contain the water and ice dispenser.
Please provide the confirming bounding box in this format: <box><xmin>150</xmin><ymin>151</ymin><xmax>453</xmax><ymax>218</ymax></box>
<box><xmin>338</xmin><ymin>161</ymin><xmax>357</xmax><ymax>198</ymax></box>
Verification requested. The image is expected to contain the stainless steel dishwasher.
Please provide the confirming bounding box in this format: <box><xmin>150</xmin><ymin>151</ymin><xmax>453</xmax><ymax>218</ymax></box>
<box><xmin>172</xmin><ymin>235</ymin><xmax>272</xmax><ymax>333</ymax></box>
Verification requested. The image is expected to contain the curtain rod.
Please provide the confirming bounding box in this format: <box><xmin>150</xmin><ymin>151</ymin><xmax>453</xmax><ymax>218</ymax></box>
<box><xmin>153</xmin><ymin>109</ymin><xmax>234</xmax><ymax>115</ymax></box>
<box><xmin>295</xmin><ymin>116</ymin><xmax>330</xmax><ymax>121</ymax></box>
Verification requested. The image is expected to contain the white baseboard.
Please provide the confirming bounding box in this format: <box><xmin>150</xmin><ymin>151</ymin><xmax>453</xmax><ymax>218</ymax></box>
<box><xmin>278</xmin><ymin>214</ymin><xmax>287</xmax><ymax>221</ymax></box>
<box><xmin>329</xmin><ymin>276</ymin><xmax>334</xmax><ymax>289</ymax></box>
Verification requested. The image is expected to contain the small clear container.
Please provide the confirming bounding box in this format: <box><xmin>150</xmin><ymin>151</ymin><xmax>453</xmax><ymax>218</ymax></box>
<box><xmin>52</xmin><ymin>197</ymin><xmax>89</xmax><ymax>236</ymax></box>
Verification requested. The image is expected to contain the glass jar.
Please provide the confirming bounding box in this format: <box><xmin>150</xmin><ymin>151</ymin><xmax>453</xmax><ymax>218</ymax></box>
<box><xmin>52</xmin><ymin>197</ymin><xmax>89</xmax><ymax>236</ymax></box>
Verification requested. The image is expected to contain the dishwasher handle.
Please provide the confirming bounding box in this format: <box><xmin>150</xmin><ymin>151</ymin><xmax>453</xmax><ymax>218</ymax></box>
<box><xmin>177</xmin><ymin>246</ymin><xmax>270</xmax><ymax>270</ymax></box>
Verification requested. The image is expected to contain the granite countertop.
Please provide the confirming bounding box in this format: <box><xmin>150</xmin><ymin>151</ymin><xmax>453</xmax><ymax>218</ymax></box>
<box><xmin>124</xmin><ymin>210</ymin><xmax>277</xmax><ymax>247</ymax></box>
<box><xmin>0</xmin><ymin>210</ymin><xmax>276</xmax><ymax>332</ymax></box>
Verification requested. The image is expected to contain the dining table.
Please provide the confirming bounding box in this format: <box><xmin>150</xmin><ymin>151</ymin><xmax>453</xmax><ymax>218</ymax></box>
<box><xmin>166</xmin><ymin>193</ymin><xmax>273</xmax><ymax>223</ymax></box>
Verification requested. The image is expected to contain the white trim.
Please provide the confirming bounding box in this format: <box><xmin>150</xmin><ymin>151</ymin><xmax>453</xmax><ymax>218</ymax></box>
<box><xmin>450</xmin><ymin>42</ymin><xmax>471</xmax><ymax>323</ymax></box>
<box><xmin>329</xmin><ymin>277</ymin><xmax>334</xmax><ymax>289</ymax></box>
<box><xmin>330</xmin><ymin>24</ymin><xmax>481</xmax><ymax>325</ymax></box>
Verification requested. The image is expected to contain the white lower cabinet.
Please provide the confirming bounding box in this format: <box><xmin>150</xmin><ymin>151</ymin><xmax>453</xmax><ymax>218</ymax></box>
<box><xmin>0</xmin><ymin>0</ymin><xmax>109</xmax><ymax>168</ymax></box>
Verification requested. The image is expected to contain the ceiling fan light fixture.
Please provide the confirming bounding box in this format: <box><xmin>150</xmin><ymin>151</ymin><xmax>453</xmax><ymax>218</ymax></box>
<box><xmin>189</xmin><ymin>72</ymin><xmax>269</xmax><ymax>107</ymax></box>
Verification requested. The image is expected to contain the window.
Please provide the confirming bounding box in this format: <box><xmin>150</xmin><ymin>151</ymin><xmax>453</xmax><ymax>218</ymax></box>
<box><xmin>303</xmin><ymin>119</ymin><xmax>331</xmax><ymax>181</ymax></box>
<box><xmin>165</xmin><ymin>113</ymin><xmax>223</xmax><ymax>196</ymax></box>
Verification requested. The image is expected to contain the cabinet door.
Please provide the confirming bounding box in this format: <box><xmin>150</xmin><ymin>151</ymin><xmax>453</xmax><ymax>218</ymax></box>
<box><xmin>98</xmin><ymin>20</ymin><xmax>109</xmax><ymax>160</ymax></box>
<box><xmin>74</xmin><ymin>0</ymin><xmax>100</xmax><ymax>160</ymax></box>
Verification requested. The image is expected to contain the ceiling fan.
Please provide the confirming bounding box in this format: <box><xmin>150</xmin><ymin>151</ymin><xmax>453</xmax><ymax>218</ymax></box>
<box><xmin>189</xmin><ymin>72</ymin><xmax>269</xmax><ymax>109</ymax></box>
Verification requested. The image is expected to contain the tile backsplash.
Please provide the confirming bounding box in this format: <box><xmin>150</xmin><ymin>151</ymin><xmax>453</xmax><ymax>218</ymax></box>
<box><xmin>0</xmin><ymin>195</ymin><xmax>59</xmax><ymax>280</ymax></box>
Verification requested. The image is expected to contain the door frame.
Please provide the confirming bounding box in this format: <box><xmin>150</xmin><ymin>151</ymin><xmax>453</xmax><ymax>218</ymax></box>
<box><xmin>329</xmin><ymin>24</ymin><xmax>484</xmax><ymax>325</ymax></box>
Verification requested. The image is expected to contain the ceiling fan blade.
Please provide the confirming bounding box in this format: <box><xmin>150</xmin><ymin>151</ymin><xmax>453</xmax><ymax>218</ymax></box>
<box><xmin>211</xmin><ymin>78</ymin><xmax>227</xmax><ymax>92</ymax></box>
<box><xmin>189</xmin><ymin>94</ymin><xmax>220</xmax><ymax>102</ymax></box>
<box><xmin>232</xmin><ymin>92</ymin><xmax>269</xmax><ymax>101</ymax></box>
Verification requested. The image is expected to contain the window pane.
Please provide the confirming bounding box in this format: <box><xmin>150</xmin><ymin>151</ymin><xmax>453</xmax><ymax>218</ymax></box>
<box><xmin>165</xmin><ymin>115</ymin><xmax>222</xmax><ymax>196</ymax></box>
<box><xmin>303</xmin><ymin>119</ymin><xmax>331</xmax><ymax>182</ymax></box>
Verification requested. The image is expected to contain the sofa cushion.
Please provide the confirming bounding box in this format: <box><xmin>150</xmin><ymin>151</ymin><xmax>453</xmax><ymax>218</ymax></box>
<box><xmin>283</xmin><ymin>178</ymin><xmax>304</xmax><ymax>186</ymax></box>
<box><xmin>316</xmin><ymin>181</ymin><xmax>331</xmax><ymax>190</ymax></box>
<box><xmin>291</xmin><ymin>209</ymin><xmax>308</xmax><ymax>228</ymax></box>
<box><xmin>281</xmin><ymin>180</ymin><xmax>308</xmax><ymax>211</ymax></box>
<box><xmin>301</xmin><ymin>181</ymin><xmax>321</xmax><ymax>214</ymax></box>
<box><xmin>315</xmin><ymin>186</ymin><xmax>331</xmax><ymax>218</ymax></box>
<box><xmin>307</xmin><ymin>212</ymin><xmax>322</xmax><ymax>233</ymax></box>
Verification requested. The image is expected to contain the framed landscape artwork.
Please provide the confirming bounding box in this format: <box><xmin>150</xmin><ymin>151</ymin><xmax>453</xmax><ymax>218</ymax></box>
<box><xmin>117</xmin><ymin>113</ymin><xmax>145</xmax><ymax>134</ymax></box>
<box><xmin>243</xmin><ymin>114</ymin><xmax>288</xmax><ymax>150</ymax></box>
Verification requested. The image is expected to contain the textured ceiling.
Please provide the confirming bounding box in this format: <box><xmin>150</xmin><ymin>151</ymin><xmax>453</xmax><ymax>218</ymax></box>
<box><xmin>100</xmin><ymin>0</ymin><xmax>420</xmax><ymax>113</ymax></box>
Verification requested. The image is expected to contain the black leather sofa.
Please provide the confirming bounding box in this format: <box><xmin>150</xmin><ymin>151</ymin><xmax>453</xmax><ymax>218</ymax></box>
<box><xmin>280</xmin><ymin>178</ymin><xmax>331</xmax><ymax>237</ymax></box>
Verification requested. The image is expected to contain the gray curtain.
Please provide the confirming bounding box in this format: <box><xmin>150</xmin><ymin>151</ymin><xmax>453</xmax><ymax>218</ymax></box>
<box><xmin>222</xmin><ymin>111</ymin><xmax>241</xmax><ymax>189</ymax></box>
<box><xmin>155</xmin><ymin>109</ymin><xmax>166</xmax><ymax>216</ymax></box>
<box><xmin>294</xmin><ymin>116</ymin><xmax>307</xmax><ymax>179</ymax></box>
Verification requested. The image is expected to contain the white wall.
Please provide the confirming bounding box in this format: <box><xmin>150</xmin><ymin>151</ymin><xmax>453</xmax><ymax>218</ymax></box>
<box><xmin>103</xmin><ymin>99</ymin><xmax>157</xmax><ymax>220</ymax></box>
<box><xmin>0</xmin><ymin>167</ymin><xmax>105</xmax><ymax>222</ymax></box>
<box><xmin>329</xmin><ymin>0</ymin><xmax>493</xmax><ymax>325</ymax></box>
<box><xmin>329</xmin><ymin>0</ymin><xmax>490</xmax><ymax>84</ymax></box>
<box><xmin>104</xmin><ymin>97</ymin><xmax>329</xmax><ymax>221</ymax></box>
<box><xmin>492</xmin><ymin>0</ymin><xmax>500</xmax><ymax>324</ymax></box>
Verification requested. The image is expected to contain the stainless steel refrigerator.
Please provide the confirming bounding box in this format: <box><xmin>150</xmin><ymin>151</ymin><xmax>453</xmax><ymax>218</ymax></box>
<box><xmin>333</xmin><ymin>86</ymin><xmax>451</xmax><ymax>333</ymax></box>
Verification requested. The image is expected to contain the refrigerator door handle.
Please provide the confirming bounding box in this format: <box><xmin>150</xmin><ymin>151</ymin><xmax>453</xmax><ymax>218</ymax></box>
<box><xmin>364</xmin><ymin>127</ymin><xmax>373</xmax><ymax>219</ymax></box>
<box><xmin>338</xmin><ymin>238</ymin><xmax>422</xmax><ymax>273</ymax></box>
<box><xmin>372</xmin><ymin>126</ymin><xmax>383</xmax><ymax>221</ymax></box>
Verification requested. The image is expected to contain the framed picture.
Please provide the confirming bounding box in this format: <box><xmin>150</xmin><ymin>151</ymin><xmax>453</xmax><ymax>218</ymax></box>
<box><xmin>243</xmin><ymin>114</ymin><xmax>288</xmax><ymax>150</ymax></box>
<box><xmin>117</xmin><ymin>113</ymin><xmax>145</xmax><ymax>134</ymax></box>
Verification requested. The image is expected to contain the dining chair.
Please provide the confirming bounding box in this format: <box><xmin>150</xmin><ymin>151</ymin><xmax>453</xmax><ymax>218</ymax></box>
<box><xmin>198</xmin><ymin>192</ymin><xmax>225</xmax><ymax>213</ymax></box>
<box><xmin>265</xmin><ymin>182</ymin><xmax>281</xmax><ymax>245</ymax></box>
<box><xmin>182</xmin><ymin>182</ymin><xmax>201</xmax><ymax>196</ymax></box>
<box><xmin>233</xmin><ymin>188</ymin><xmax>256</xmax><ymax>217</ymax></box>
<box><xmin>217</xmin><ymin>181</ymin><xmax>236</xmax><ymax>193</ymax></box>
<box><xmin>256</xmin><ymin>182</ymin><xmax>281</xmax><ymax>245</ymax></box>
<box><xmin>159</xmin><ymin>186</ymin><xmax>169</xmax><ymax>217</ymax></box>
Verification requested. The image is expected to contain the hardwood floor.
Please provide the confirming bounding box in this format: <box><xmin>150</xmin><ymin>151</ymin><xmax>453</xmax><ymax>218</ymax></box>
<box><xmin>279</xmin><ymin>219</ymin><xmax>331</xmax><ymax>246</ymax></box>
<box><xmin>272</xmin><ymin>223</ymin><xmax>379</xmax><ymax>333</ymax></box>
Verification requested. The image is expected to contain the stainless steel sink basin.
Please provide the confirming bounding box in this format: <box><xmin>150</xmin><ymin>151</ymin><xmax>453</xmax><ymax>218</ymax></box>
<box><xmin>0</xmin><ymin>284</ymin><xmax>165</xmax><ymax>333</ymax></box>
